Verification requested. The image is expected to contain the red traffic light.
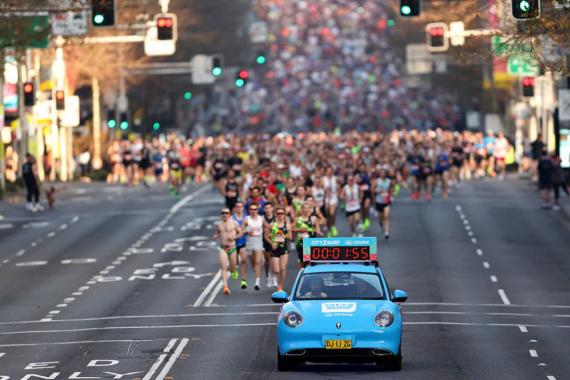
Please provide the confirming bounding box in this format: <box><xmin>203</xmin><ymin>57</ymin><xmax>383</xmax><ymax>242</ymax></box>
<box><xmin>157</xmin><ymin>17</ymin><xmax>173</xmax><ymax>28</ymax></box>
<box><xmin>24</xmin><ymin>82</ymin><xmax>34</xmax><ymax>93</ymax></box>
<box><xmin>238</xmin><ymin>70</ymin><xmax>249</xmax><ymax>80</ymax></box>
<box><xmin>429</xmin><ymin>27</ymin><xmax>445</xmax><ymax>37</ymax></box>
<box><xmin>522</xmin><ymin>77</ymin><xmax>534</xmax><ymax>86</ymax></box>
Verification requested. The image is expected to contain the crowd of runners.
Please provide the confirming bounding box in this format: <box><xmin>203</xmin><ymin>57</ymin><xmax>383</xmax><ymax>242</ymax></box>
<box><xmin>211</xmin><ymin>129</ymin><xmax>518</xmax><ymax>295</ymax></box>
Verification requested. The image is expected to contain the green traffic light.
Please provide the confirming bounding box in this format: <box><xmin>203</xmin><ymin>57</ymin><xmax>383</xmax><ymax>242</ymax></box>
<box><xmin>388</xmin><ymin>19</ymin><xmax>396</xmax><ymax>27</ymax></box>
<box><xmin>153</xmin><ymin>122</ymin><xmax>160</xmax><ymax>130</ymax></box>
<box><xmin>256</xmin><ymin>56</ymin><xmax>266</xmax><ymax>65</ymax></box>
<box><xmin>120</xmin><ymin>121</ymin><xmax>129</xmax><ymax>130</ymax></box>
<box><xmin>519</xmin><ymin>0</ymin><xmax>530</xmax><ymax>12</ymax></box>
<box><xmin>184</xmin><ymin>91</ymin><xmax>192</xmax><ymax>100</ymax></box>
<box><xmin>93</xmin><ymin>14</ymin><xmax>105</xmax><ymax>24</ymax></box>
<box><xmin>235</xmin><ymin>78</ymin><xmax>245</xmax><ymax>88</ymax></box>
<box><xmin>107</xmin><ymin>120</ymin><xmax>117</xmax><ymax>129</ymax></box>
<box><xmin>212</xmin><ymin>67</ymin><xmax>223</xmax><ymax>77</ymax></box>
<box><xmin>401</xmin><ymin>5</ymin><xmax>411</xmax><ymax>15</ymax></box>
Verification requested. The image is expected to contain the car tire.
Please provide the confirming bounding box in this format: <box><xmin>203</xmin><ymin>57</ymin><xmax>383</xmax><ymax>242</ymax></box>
<box><xmin>376</xmin><ymin>345</ymin><xmax>402</xmax><ymax>371</ymax></box>
<box><xmin>277</xmin><ymin>348</ymin><xmax>298</xmax><ymax>371</ymax></box>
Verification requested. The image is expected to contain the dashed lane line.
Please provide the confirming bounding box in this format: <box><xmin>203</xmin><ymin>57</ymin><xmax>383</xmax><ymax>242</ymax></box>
<box><xmin>498</xmin><ymin>289</ymin><xmax>512</xmax><ymax>305</ymax></box>
<box><xmin>519</xmin><ymin>325</ymin><xmax>528</xmax><ymax>333</ymax></box>
<box><xmin>483</xmin><ymin>261</ymin><xmax>490</xmax><ymax>269</ymax></box>
<box><xmin>490</xmin><ymin>275</ymin><xmax>498</xmax><ymax>282</ymax></box>
<box><xmin>529</xmin><ymin>349</ymin><xmax>539</xmax><ymax>358</ymax></box>
<box><xmin>476</xmin><ymin>248</ymin><xmax>483</xmax><ymax>256</ymax></box>
<box><xmin>204</xmin><ymin>281</ymin><xmax>224</xmax><ymax>307</ymax></box>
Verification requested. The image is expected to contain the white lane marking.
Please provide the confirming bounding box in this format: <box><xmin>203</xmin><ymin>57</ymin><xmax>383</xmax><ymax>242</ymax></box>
<box><xmin>79</xmin><ymin>286</ymin><xmax>89</xmax><ymax>291</ymax></box>
<box><xmin>465</xmin><ymin>225</ymin><xmax>471</xmax><ymax>230</ymax></box>
<box><xmin>455</xmin><ymin>205</ymin><xmax>462</xmax><ymax>210</ymax></box>
<box><xmin>16</xmin><ymin>261</ymin><xmax>47</xmax><ymax>267</ymax></box>
<box><xmin>193</xmin><ymin>270</ymin><xmax>222</xmax><ymax>307</ymax></box>
<box><xmin>170</xmin><ymin>185</ymin><xmax>211</xmax><ymax>214</ymax></box>
<box><xmin>72</xmin><ymin>292</ymin><xmax>82</xmax><ymax>296</ymax></box>
<box><xmin>47</xmin><ymin>232</ymin><xmax>56</xmax><ymax>238</ymax></box>
<box><xmin>0</xmin><ymin>223</ymin><xmax>14</xmax><ymax>229</ymax></box>
<box><xmin>0</xmin><ymin>339</ymin><xmax>161</xmax><ymax>348</ymax></box>
<box><xmin>4</xmin><ymin>322</ymin><xmax>570</xmax><ymax>336</ymax></box>
<box><xmin>0</xmin><ymin>352</ymin><xmax>4</xmax><ymax>358</ymax></box>
<box><xmin>155</xmin><ymin>338</ymin><xmax>190</xmax><ymax>380</ymax></box>
<box><xmin>498</xmin><ymin>289</ymin><xmax>511</xmax><ymax>305</ymax></box>
<box><xmin>204</xmin><ymin>281</ymin><xmax>224</xmax><ymax>307</ymax></box>
<box><xmin>467</xmin><ymin>231</ymin><xmax>474</xmax><ymax>237</ymax></box>
<box><xmin>463</xmin><ymin>220</ymin><xmax>469</xmax><ymax>225</ymax></box>
<box><xmin>56</xmin><ymin>304</ymin><xmax>68</xmax><ymax>308</ymax></box>
<box><xmin>490</xmin><ymin>275</ymin><xmax>498</xmax><ymax>282</ymax></box>
<box><xmin>70</xmin><ymin>216</ymin><xmax>80</xmax><ymax>223</ymax></box>
<box><xmin>547</xmin><ymin>376</ymin><xmax>557</xmax><ymax>380</ymax></box>
<box><xmin>48</xmin><ymin>310</ymin><xmax>60</xmax><ymax>315</ymax></box>
<box><xmin>61</xmin><ymin>258</ymin><xmax>97</xmax><ymax>265</ymax></box>
<box><xmin>483</xmin><ymin>261</ymin><xmax>490</xmax><ymax>269</ymax></box>
<box><xmin>64</xmin><ymin>298</ymin><xmax>75</xmax><ymax>302</ymax></box>
<box><xmin>59</xmin><ymin>224</ymin><xmax>68</xmax><ymax>230</ymax></box>
<box><xmin>142</xmin><ymin>338</ymin><xmax>178</xmax><ymax>380</ymax></box>
<box><xmin>31</xmin><ymin>242</ymin><xmax>37</xmax><ymax>247</ymax></box>
<box><xmin>15</xmin><ymin>249</ymin><xmax>26</xmax><ymax>257</ymax></box>
<box><xmin>471</xmin><ymin>238</ymin><xmax>478</xmax><ymax>244</ymax></box>
<box><xmin>529</xmin><ymin>349</ymin><xmax>538</xmax><ymax>358</ymax></box>
<box><xmin>476</xmin><ymin>249</ymin><xmax>483</xmax><ymax>256</ymax></box>
<box><xmin>40</xmin><ymin>318</ymin><xmax>52</xmax><ymax>322</ymax></box>
<box><xmin>239</xmin><ymin>302</ymin><xmax>570</xmax><ymax>309</ymax></box>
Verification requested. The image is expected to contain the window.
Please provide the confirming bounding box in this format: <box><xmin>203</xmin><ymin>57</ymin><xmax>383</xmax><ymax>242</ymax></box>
<box><xmin>294</xmin><ymin>272</ymin><xmax>385</xmax><ymax>300</ymax></box>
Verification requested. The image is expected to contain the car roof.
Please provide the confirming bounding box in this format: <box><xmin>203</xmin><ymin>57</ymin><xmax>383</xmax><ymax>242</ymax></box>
<box><xmin>302</xmin><ymin>263</ymin><xmax>379</xmax><ymax>274</ymax></box>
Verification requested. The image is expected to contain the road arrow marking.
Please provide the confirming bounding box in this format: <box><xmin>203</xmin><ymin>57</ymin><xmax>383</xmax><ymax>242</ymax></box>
<box><xmin>61</xmin><ymin>258</ymin><xmax>97</xmax><ymax>265</ymax></box>
<box><xmin>154</xmin><ymin>261</ymin><xmax>191</xmax><ymax>268</ymax></box>
<box><xmin>16</xmin><ymin>261</ymin><xmax>48</xmax><ymax>267</ymax></box>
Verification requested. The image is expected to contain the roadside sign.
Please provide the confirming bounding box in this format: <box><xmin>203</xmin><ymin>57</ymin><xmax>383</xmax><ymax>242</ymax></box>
<box><xmin>491</xmin><ymin>36</ymin><xmax>532</xmax><ymax>57</ymax></box>
<box><xmin>559</xmin><ymin>89</ymin><xmax>570</xmax><ymax>122</ymax></box>
<box><xmin>51</xmin><ymin>11</ymin><xmax>88</xmax><ymax>36</ymax></box>
<box><xmin>0</xmin><ymin>16</ymin><xmax>50</xmax><ymax>48</ymax></box>
<box><xmin>191</xmin><ymin>55</ymin><xmax>215</xmax><ymax>84</ymax></box>
<box><xmin>507</xmin><ymin>55</ymin><xmax>539</xmax><ymax>76</ymax></box>
<box><xmin>449</xmin><ymin>21</ymin><xmax>465</xmax><ymax>46</ymax></box>
<box><xmin>406</xmin><ymin>43</ymin><xmax>431</xmax><ymax>74</ymax></box>
<box><xmin>249</xmin><ymin>21</ymin><xmax>268</xmax><ymax>44</ymax></box>
<box><xmin>60</xmin><ymin>96</ymin><xmax>80</xmax><ymax>127</ymax></box>
<box><xmin>144</xmin><ymin>27</ymin><xmax>176</xmax><ymax>56</ymax></box>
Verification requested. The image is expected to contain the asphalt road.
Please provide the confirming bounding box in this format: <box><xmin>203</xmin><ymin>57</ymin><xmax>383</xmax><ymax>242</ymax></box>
<box><xmin>0</xmin><ymin>178</ymin><xmax>568</xmax><ymax>380</ymax></box>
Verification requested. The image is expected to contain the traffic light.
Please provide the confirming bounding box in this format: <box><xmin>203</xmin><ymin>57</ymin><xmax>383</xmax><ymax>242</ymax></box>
<box><xmin>157</xmin><ymin>16</ymin><xmax>174</xmax><ymax>40</ymax></box>
<box><xmin>23</xmin><ymin>82</ymin><xmax>35</xmax><ymax>107</ymax></box>
<box><xmin>400</xmin><ymin>0</ymin><xmax>421</xmax><ymax>17</ymax></box>
<box><xmin>184</xmin><ymin>91</ymin><xmax>192</xmax><ymax>101</ymax></box>
<box><xmin>212</xmin><ymin>55</ymin><xmax>223</xmax><ymax>77</ymax></box>
<box><xmin>106</xmin><ymin>110</ymin><xmax>117</xmax><ymax>128</ymax></box>
<box><xmin>426</xmin><ymin>23</ymin><xmax>448</xmax><ymax>52</ymax></box>
<box><xmin>91</xmin><ymin>0</ymin><xmax>115</xmax><ymax>27</ymax></box>
<box><xmin>55</xmin><ymin>90</ymin><xmax>65</xmax><ymax>111</ymax></box>
<box><xmin>256</xmin><ymin>51</ymin><xmax>267</xmax><ymax>65</ymax></box>
<box><xmin>512</xmin><ymin>0</ymin><xmax>541</xmax><ymax>20</ymax></box>
<box><xmin>152</xmin><ymin>122</ymin><xmax>161</xmax><ymax>131</ymax></box>
<box><xmin>235</xmin><ymin>69</ymin><xmax>249</xmax><ymax>88</ymax></box>
<box><xmin>522</xmin><ymin>76</ymin><xmax>535</xmax><ymax>97</ymax></box>
<box><xmin>119</xmin><ymin>112</ymin><xmax>129</xmax><ymax>130</ymax></box>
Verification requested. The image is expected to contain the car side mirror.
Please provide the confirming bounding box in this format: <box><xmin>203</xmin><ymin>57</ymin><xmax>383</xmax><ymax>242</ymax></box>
<box><xmin>392</xmin><ymin>289</ymin><xmax>408</xmax><ymax>303</ymax></box>
<box><xmin>271</xmin><ymin>290</ymin><xmax>289</xmax><ymax>303</ymax></box>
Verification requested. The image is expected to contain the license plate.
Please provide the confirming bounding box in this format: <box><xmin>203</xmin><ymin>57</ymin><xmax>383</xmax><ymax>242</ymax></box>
<box><xmin>325</xmin><ymin>339</ymin><xmax>352</xmax><ymax>349</ymax></box>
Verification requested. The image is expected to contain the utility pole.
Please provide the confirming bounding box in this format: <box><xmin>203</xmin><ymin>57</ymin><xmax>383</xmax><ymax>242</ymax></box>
<box><xmin>16</xmin><ymin>50</ymin><xmax>29</xmax><ymax>172</ymax></box>
<box><xmin>92</xmin><ymin>76</ymin><xmax>102</xmax><ymax>169</ymax></box>
<box><xmin>0</xmin><ymin>49</ymin><xmax>5</xmax><ymax>195</ymax></box>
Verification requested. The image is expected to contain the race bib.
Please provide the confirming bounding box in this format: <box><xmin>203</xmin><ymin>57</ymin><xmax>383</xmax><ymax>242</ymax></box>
<box><xmin>275</xmin><ymin>235</ymin><xmax>285</xmax><ymax>243</ymax></box>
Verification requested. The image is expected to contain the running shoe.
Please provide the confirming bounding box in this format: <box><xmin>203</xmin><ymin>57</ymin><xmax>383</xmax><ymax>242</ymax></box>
<box><xmin>230</xmin><ymin>271</ymin><xmax>239</xmax><ymax>280</ymax></box>
<box><xmin>223</xmin><ymin>287</ymin><xmax>231</xmax><ymax>295</ymax></box>
<box><xmin>385</xmin><ymin>234</ymin><xmax>390</xmax><ymax>240</ymax></box>
<box><xmin>363</xmin><ymin>218</ymin><xmax>370</xmax><ymax>231</ymax></box>
<box><xmin>240</xmin><ymin>279</ymin><xmax>247</xmax><ymax>289</ymax></box>
<box><xmin>330</xmin><ymin>226</ymin><xmax>338</xmax><ymax>237</ymax></box>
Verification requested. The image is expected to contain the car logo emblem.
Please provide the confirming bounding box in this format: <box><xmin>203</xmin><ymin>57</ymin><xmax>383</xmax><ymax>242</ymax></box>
<box><xmin>336</xmin><ymin>322</ymin><xmax>341</xmax><ymax>329</ymax></box>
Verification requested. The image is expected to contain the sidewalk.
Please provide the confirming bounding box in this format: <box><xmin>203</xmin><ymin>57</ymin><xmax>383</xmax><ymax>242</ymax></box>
<box><xmin>514</xmin><ymin>175</ymin><xmax>570</xmax><ymax>220</ymax></box>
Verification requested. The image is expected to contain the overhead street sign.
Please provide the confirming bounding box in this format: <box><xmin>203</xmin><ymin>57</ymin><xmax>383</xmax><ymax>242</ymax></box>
<box><xmin>51</xmin><ymin>11</ymin><xmax>88</xmax><ymax>36</ymax></box>
<box><xmin>507</xmin><ymin>55</ymin><xmax>539</xmax><ymax>76</ymax></box>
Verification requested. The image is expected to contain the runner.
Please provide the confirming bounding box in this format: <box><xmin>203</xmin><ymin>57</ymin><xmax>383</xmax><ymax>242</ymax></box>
<box><xmin>224</xmin><ymin>169</ymin><xmax>240</xmax><ymax>210</ymax></box>
<box><xmin>262</xmin><ymin>202</ymin><xmax>277</xmax><ymax>288</ymax></box>
<box><xmin>356</xmin><ymin>164</ymin><xmax>373</xmax><ymax>231</ymax></box>
<box><xmin>166</xmin><ymin>142</ymin><xmax>182</xmax><ymax>196</ymax></box>
<box><xmin>292</xmin><ymin>202</ymin><xmax>321</xmax><ymax>266</ymax></box>
<box><xmin>323</xmin><ymin>166</ymin><xmax>339</xmax><ymax>237</ymax></box>
<box><xmin>244</xmin><ymin>203</ymin><xmax>264</xmax><ymax>290</ymax></box>
<box><xmin>232</xmin><ymin>202</ymin><xmax>248</xmax><ymax>288</ymax></box>
<box><xmin>372</xmin><ymin>168</ymin><xmax>393</xmax><ymax>240</ymax></box>
<box><xmin>340</xmin><ymin>175</ymin><xmax>362</xmax><ymax>236</ymax></box>
<box><xmin>268</xmin><ymin>206</ymin><xmax>292</xmax><ymax>291</ymax></box>
<box><xmin>434</xmin><ymin>147</ymin><xmax>451</xmax><ymax>199</ymax></box>
<box><xmin>22</xmin><ymin>153</ymin><xmax>42</xmax><ymax>212</ymax></box>
<box><xmin>213</xmin><ymin>207</ymin><xmax>241</xmax><ymax>295</ymax></box>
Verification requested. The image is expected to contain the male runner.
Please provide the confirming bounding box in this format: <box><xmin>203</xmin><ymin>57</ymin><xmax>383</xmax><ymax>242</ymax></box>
<box><xmin>232</xmin><ymin>202</ymin><xmax>247</xmax><ymax>287</ymax></box>
<box><xmin>213</xmin><ymin>208</ymin><xmax>241</xmax><ymax>295</ymax></box>
<box><xmin>244</xmin><ymin>203</ymin><xmax>264</xmax><ymax>290</ymax></box>
<box><xmin>262</xmin><ymin>202</ymin><xmax>277</xmax><ymax>288</ymax></box>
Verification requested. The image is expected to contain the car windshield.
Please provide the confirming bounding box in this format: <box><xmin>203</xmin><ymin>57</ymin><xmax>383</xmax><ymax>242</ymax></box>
<box><xmin>294</xmin><ymin>272</ymin><xmax>385</xmax><ymax>300</ymax></box>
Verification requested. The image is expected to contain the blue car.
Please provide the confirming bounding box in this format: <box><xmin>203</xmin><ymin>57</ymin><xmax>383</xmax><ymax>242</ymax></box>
<box><xmin>272</xmin><ymin>260</ymin><xmax>407</xmax><ymax>371</ymax></box>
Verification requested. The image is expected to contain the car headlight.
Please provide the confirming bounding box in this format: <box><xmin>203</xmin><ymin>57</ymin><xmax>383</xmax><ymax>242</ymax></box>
<box><xmin>284</xmin><ymin>311</ymin><xmax>303</xmax><ymax>327</ymax></box>
<box><xmin>374</xmin><ymin>311</ymin><xmax>394</xmax><ymax>327</ymax></box>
